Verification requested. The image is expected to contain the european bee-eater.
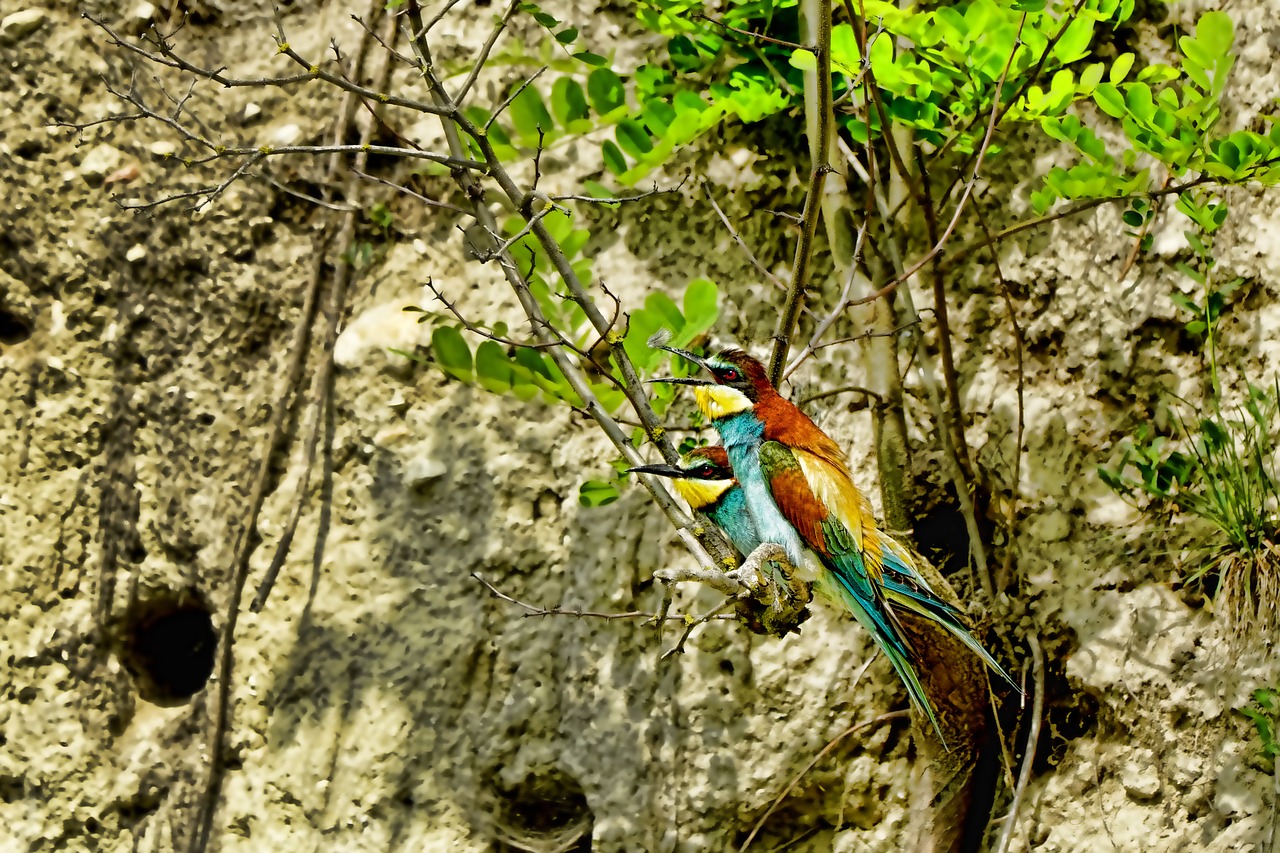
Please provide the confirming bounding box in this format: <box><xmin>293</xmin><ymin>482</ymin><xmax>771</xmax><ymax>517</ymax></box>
<box><xmin>631</xmin><ymin>443</ymin><xmax>1015</xmax><ymax>690</ymax></box>
<box><xmin>628</xmin><ymin>446</ymin><xmax>761</xmax><ymax>557</ymax></box>
<box><xmin>653</xmin><ymin>345</ymin><xmax>973</xmax><ymax>740</ymax></box>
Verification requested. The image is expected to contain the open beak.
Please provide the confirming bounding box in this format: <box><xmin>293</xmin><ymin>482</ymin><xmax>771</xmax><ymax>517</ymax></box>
<box><xmin>626</xmin><ymin>463</ymin><xmax>687</xmax><ymax>479</ymax></box>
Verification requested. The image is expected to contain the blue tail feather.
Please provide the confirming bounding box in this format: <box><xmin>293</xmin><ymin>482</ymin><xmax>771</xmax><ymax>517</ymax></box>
<box><xmin>880</xmin><ymin>539</ymin><xmax>1020</xmax><ymax>691</ymax></box>
<box><xmin>816</xmin><ymin>562</ymin><xmax>948</xmax><ymax>746</ymax></box>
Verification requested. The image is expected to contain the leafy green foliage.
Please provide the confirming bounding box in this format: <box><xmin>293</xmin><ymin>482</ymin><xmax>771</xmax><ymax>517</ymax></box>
<box><xmin>1096</xmin><ymin>213</ymin><xmax>1277</xmax><ymax>570</ymax></box>
<box><xmin>402</xmin><ymin>254</ymin><xmax>720</xmax><ymax>420</ymax></box>
<box><xmin>494</xmin><ymin>0</ymin><xmax>1144</xmax><ymax>186</ymax></box>
<box><xmin>1033</xmin><ymin>12</ymin><xmax>1280</xmax><ymax>214</ymax></box>
<box><xmin>1239</xmin><ymin>688</ymin><xmax>1280</xmax><ymax>773</ymax></box>
<box><xmin>1098</xmin><ymin>383</ymin><xmax>1280</xmax><ymax>565</ymax></box>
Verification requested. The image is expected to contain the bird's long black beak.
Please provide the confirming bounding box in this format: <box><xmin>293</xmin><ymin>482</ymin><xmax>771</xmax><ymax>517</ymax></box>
<box><xmin>648</xmin><ymin>341</ymin><xmax>715</xmax><ymax>385</ymax></box>
<box><xmin>648</xmin><ymin>376</ymin><xmax>713</xmax><ymax>386</ymax></box>
<box><xmin>627</xmin><ymin>463</ymin><xmax>687</xmax><ymax>478</ymax></box>
<box><xmin>654</xmin><ymin>343</ymin><xmax>710</xmax><ymax>370</ymax></box>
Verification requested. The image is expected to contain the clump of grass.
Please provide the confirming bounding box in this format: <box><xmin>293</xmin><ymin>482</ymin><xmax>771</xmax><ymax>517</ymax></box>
<box><xmin>1100</xmin><ymin>379</ymin><xmax>1280</xmax><ymax>641</ymax></box>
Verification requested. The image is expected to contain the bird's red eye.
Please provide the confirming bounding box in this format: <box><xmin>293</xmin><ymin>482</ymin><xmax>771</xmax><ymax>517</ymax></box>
<box><xmin>722</xmin><ymin>369</ymin><xmax>738</xmax><ymax>381</ymax></box>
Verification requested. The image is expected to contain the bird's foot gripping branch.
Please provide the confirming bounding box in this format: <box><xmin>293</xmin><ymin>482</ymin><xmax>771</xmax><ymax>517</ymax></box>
<box><xmin>656</xmin><ymin>543</ymin><xmax>812</xmax><ymax>641</ymax></box>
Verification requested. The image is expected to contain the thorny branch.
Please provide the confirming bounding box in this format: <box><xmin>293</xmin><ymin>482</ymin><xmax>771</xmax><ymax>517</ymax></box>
<box><xmin>471</xmin><ymin>571</ymin><xmax>733</xmax><ymax>625</ymax></box>
<box><xmin>84</xmin><ymin>12</ymin><xmax>453</xmax><ymax>117</ymax></box>
<box><xmin>393</xmin><ymin>0</ymin><xmax>752</xmax><ymax>594</ymax></box>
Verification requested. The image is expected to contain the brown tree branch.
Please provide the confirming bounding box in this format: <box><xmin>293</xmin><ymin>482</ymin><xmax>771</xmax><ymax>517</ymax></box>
<box><xmin>767</xmin><ymin>0</ymin><xmax>833</xmax><ymax>386</ymax></box>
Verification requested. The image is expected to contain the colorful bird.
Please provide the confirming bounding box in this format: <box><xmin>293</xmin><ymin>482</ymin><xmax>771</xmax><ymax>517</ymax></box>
<box><xmin>627</xmin><ymin>446</ymin><xmax>761</xmax><ymax>557</ymax></box>
<box><xmin>652</xmin><ymin>345</ymin><xmax>1008</xmax><ymax>740</ymax></box>
<box><xmin>631</xmin><ymin>441</ymin><xmax>1015</xmax><ymax>692</ymax></box>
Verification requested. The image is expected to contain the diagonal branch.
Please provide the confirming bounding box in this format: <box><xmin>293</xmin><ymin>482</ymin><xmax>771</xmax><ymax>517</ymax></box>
<box><xmin>403</xmin><ymin>0</ymin><xmax>738</xmax><ymax>577</ymax></box>
<box><xmin>453</xmin><ymin>0</ymin><xmax>522</xmax><ymax>106</ymax></box>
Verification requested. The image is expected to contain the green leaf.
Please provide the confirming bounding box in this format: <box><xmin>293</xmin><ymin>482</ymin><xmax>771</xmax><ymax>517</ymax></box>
<box><xmin>475</xmin><ymin>341</ymin><xmax>513</xmax><ymax>394</ymax></box>
<box><xmin>554</xmin><ymin>27</ymin><xmax>578</xmax><ymax>44</ymax></box>
<box><xmin>1125</xmin><ymin>83</ymin><xmax>1155</xmax><ymax>121</ymax></box>
<box><xmin>1195</xmin><ymin>10</ymin><xmax>1235</xmax><ymax>56</ymax></box>
<box><xmin>583</xmin><ymin>179</ymin><xmax>616</xmax><ymax>200</ymax></box>
<box><xmin>550</xmin><ymin>78</ymin><xmax>590</xmax><ymax>127</ymax></box>
<box><xmin>789</xmin><ymin>49</ymin><xmax>817</xmax><ymax>72</ymax></box>
<box><xmin>432</xmin><ymin>326</ymin><xmax>473</xmax><ymax>382</ymax></box>
<box><xmin>1110</xmin><ymin>53</ymin><xmax>1136</xmax><ymax>84</ymax></box>
<box><xmin>1052</xmin><ymin>18</ymin><xmax>1094</xmax><ymax>64</ymax></box>
<box><xmin>587</xmin><ymin>67</ymin><xmax>626</xmax><ymax>114</ymax></box>
<box><xmin>1094</xmin><ymin>83</ymin><xmax>1126</xmax><ymax>118</ymax></box>
<box><xmin>508</xmin><ymin>86</ymin><xmax>553</xmax><ymax>141</ymax></box>
<box><xmin>645</xmin><ymin>291</ymin><xmax>685</xmax><ymax>333</ymax></box>
<box><xmin>641</xmin><ymin>99</ymin><xmax>676</xmax><ymax>137</ymax></box>
<box><xmin>616</xmin><ymin>118</ymin><xmax>654</xmax><ymax>158</ymax></box>
<box><xmin>519</xmin><ymin>2</ymin><xmax>558</xmax><ymax>28</ymax></box>
<box><xmin>579</xmin><ymin>479</ymin><xmax>620</xmax><ymax>507</ymax></box>
<box><xmin>1078</xmin><ymin>63</ymin><xmax>1103</xmax><ymax>92</ymax></box>
<box><xmin>667</xmin><ymin>35</ymin><xmax>702</xmax><ymax>72</ymax></box>
<box><xmin>573</xmin><ymin>51</ymin><xmax>609</xmax><ymax>67</ymax></box>
<box><xmin>676</xmin><ymin>278</ymin><xmax>719</xmax><ymax>345</ymax></box>
<box><xmin>601</xmin><ymin>139</ymin><xmax>627</xmax><ymax>175</ymax></box>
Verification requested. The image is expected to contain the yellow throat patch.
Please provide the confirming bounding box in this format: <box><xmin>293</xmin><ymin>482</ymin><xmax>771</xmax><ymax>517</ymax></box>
<box><xmin>693</xmin><ymin>385</ymin><xmax>753</xmax><ymax>421</ymax></box>
<box><xmin>673</xmin><ymin>478</ymin><xmax>733</xmax><ymax>510</ymax></box>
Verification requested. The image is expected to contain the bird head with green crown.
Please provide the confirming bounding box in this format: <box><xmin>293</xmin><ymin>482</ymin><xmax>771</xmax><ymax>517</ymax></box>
<box><xmin>649</xmin><ymin>335</ymin><xmax>774</xmax><ymax>422</ymax></box>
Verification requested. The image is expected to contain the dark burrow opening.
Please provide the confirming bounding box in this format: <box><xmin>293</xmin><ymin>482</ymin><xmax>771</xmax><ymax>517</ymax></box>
<box><xmin>117</xmin><ymin>588</ymin><xmax>218</xmax><ymax>705</ymax></box>
<box><xmin>491</xmin><ymin>768</ymin><xmax>593</xmax><ymax>852</ymax></box>
<box><xmin>911</xmin><ymin>480</ymin><xmax>996</xmax><ymax>580</ymax></box>
<box><xmin>0</xmin><ymin>305</ymin><xmax>32</xmax><ymax>346</ymax></box>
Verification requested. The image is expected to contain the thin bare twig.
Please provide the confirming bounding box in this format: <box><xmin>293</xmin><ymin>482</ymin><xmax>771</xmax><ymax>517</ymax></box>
<box><xmin>740</xmin><ymin>707</ymin><xmax>910</xmax><ymax>851</ymax></box>
<box><xmin>351</xmin><ymin>169</ymin><xmax>469</xmax><ymax>213</ymax></box>
<box><xmin>422</xmin><ymin>279</ymin><xmax>562</xmax><ymax>349</ymax></box>
<box><xmin>471</xmin><ymin>571</ymin><xmax>729</xmax><ymax>623</ymax></box>
<box><xmin>797</xmin><ymin>384</ymin><xmax>882</xmax><ymax>407</ymax></box>
<box><xmin>351</xmin><ymin>13</ymin><xmax>418</xmax><ymax>66</ymax></box>
<box><xmin>704</xmin><ymin>186</ymin><xmax>787</xmax><ymax>293</ymax></box>
<box><xmin>660</xmin><ymin>597</ymin><xmax>740</xmax><ymax>660</ymax></box>
<box><xmin>485</xmin><ymin>66</ymin><xmax>549</xmax><ymax>131</ymax></box>
<box><xmin>768</xmin><ymin>0</ymin><xmax>834</xmax><ymax>385</ymax></box>
<box><xmin>779</xmin><ymin>217</ymin><xmax>869</xmax><ymax>378</ymax></box>
<box><xmin>938</xmin><ymin>176</ymin><xmax>1213</xmax><ymax>274</ymax></box>
<box><xmin>994</xmin><ymin>634</ymin><xmax>1044</xmax><ymax>853</ymax></box>
<box><xmin>810</xmin><ymin>315</ymin><xmax>925</xmax><ymax>352</ymax></box>
<box><xmin>474</xmin><ymin>203</ymin><xmax>563</xmax><ymax>262</ymax></box>
<box><xmin>974</xmin><ymin>204</ymin><xmax>1025</xmax><ymax>592</ymax></box>
<box><xmin>693</xmin><ymin>12</ymin><xmax>808</xmax><ymax>50</ymax></box>
<box><xmin>453</xmin><ymin>0</ymin><xmax>521</xmax><ymax>106</ymax></box>
<box><xmin>551</xmin><ymin>173</ymin><xmax>690</xmax><ymax>205</ymax></box>
<box><xmin>84</xmin><ymin>12</ymin><xmax>454</xmax><ymax>118</ymax></box>
<box><xmin>416</xmin><ymin>0</ymin><xmax>468</xmax><ymax>35</ymax></box>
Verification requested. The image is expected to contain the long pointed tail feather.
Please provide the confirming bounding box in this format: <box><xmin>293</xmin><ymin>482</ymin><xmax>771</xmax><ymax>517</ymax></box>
<box><xmin>815</xmin><ymin>569</ymin><xmax>949</xmax><ymax>747</ymax></box>
<box><xmin>880</xmin><ymin>539</ymin><xmax>1020</xmax><ymax>691</ymax></box>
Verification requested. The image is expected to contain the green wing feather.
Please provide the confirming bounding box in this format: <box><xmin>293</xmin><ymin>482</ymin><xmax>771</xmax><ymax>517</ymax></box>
<box><xmin>758</xmin><ymin>441</ymin><xmax>946</xmax><ymax>743</ymax></box>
